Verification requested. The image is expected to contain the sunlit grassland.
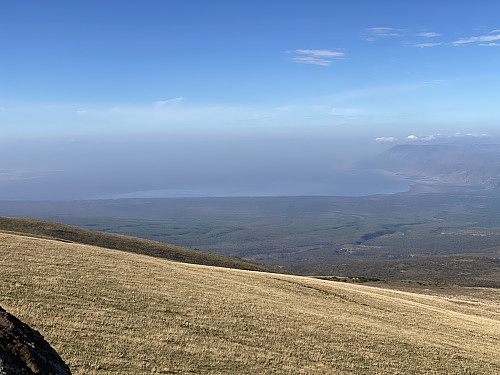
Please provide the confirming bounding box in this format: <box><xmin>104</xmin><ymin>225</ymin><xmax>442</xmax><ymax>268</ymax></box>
<box><xmin>1</xmin><ymin>231</ymin><xmax>499</xmax><ymax>374</ymax></box>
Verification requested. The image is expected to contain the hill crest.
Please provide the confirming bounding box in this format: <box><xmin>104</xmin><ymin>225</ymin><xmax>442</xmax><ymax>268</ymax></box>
<box><xmin>0</xmin><ymin>216</ymin><xmax>277</xmax><ymax>273</ymax></box>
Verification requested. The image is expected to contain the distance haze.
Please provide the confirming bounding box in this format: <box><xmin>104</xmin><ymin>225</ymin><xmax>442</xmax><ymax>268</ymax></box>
<box><xmin>1</xmin><ymin>1</ymin><xmax>500</xmax><ymax>199</ymax></box>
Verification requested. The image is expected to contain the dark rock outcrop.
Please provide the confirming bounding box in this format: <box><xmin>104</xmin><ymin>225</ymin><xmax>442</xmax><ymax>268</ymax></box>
<box><xmin>0</xmin><ymin>306</ymin><xmax>71</xmax><ymax>375</ymax></box>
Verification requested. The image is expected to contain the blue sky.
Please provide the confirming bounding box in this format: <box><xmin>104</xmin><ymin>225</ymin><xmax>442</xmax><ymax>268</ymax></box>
<box><xmin>1</xmin><ymin>1</ymin><xmax>500</xmax><ymax>199</ymax></box>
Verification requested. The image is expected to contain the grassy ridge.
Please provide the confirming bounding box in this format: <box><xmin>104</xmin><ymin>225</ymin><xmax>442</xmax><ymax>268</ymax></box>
<box><xmin>0</xmin><ymin>216</ymin><xmax>277</xmax><ymax>273</ymax></box>
<box><xmin>1</xmin><ymin>230</ymin><xmax>499</xmax><ymax>374</ymax></box>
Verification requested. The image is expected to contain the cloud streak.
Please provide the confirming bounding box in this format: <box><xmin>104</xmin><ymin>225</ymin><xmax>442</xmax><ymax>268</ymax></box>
<box><xmin>289</xmin><ymin>49</ymin><xmax>345</xmax><ymax>66</ymax></box>
<box><xmin>291</xmin><ymin>56</ymin><xmax>332</xmax><ymax>66</ymax></box>
<box><xmin>417</xmin><ymin>32</ymin><xmax>441</xmax><ymax>38</ymax></box>
<box><xmin>295</xmin><ymin>49</ymin><xmax>345</xmax><ymax>58</ymax></box>
<box><xmin>453</xmin><ymin>33</ymin><xmax>500</xmax><ymax>46</ymax></box>
<box><xmin>155</xmin><ymin>97</ymin><xmax>185</xmax><ymax>106</ymax></box>
<box><xmin>365</xmin><ymin>27</ymin><xmax>403</xmax><ymax>41</ymax></box>
<box><xmin>479</xmin><ymin>42</ymin><xmax>500</xmax><ymax>47</ymax></box>
<box><xmin>374</xmin><ymin>137</ymin><xmax>397</xmax><ymax>143</ymax></box>
<box><xmin>363</xmin><ymin>27</ymin><xmax>500</xmax><ymax>50</ymax></box>
<box><xmin>412</xmin><ymin>42</ymin><xmax>443</xmax><ymax>48</ymax></box>
<box><xmin>374</xmin><ymin>133</ymin><xmax>489</xmax><ymax>143</ymax></box>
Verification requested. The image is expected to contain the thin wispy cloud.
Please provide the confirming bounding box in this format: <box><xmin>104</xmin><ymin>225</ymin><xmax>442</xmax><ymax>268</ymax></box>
<box><xmin>452</xmin><ymin>33</ymin><xmax>500</xmax><ymax>46</ymax></box>
<box><xmin>455</xmin><ymin>132</ymin><xmax>489</xmax><ymax>137</ymax></box>
<box><xmin>406</xmin><ymin>134</ymin><xmax>441</xmax><ymax>141</ymax></box>
<box><xmin>417</xmin><ymin>32</ymin><xmax>441</xmax><ymax>38</ymax></box>
<box><xmin>404</xmin><ymin>31</ymin><xmax>443</xmax><ymax>47</ymax></box>
<box><xmin>374</xmin><ymin>133</ymin><xmax>489</xmax><ymax>143</ymax></box>
<box><xmin>364</xmin><ymin>27</ymin><xmax>500</xmax><ymax>50</ymax></box>
<box><xmin>412</xmin><ymin>42</ymin><xmax>443</xmax><ymax>48</ymax></box>
<box><xmin>155</xmin><ymin>97</ymin><xmax>185</xmax><ymax>106</ymax></box>
<box><xmin>289</xmin><ymin>49</ymin><xmax>345</xmax><ymax>66</ymax></box>
<box><xmin>295</xmin><ymin>49</ymin><xmax>345</xmax><ymax>58</ymax></box>
<box><xmin>374</xmin><ymin>137</ymin><xmax>397</xmax><ymax>143</ymax></box>
<box><xmin>365</xmin><ymin>27</ymin><xmax>403</xmax><ymax>41</ymax></box>
<box><xmin>291</xmin><ymin>56</ymin><xmax>332</xmax><ymax>66</ymax></box>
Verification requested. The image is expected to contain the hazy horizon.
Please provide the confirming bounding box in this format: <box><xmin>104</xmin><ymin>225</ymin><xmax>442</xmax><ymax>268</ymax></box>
<box><xmin>0</xmin><ymin>134</ymin><xmax>412</xmax><ymax>200</ymax></box>
<box><xmin>2</xmin><ymin>1</ymin><xmax>500</xmax><ymax>200</ymax></box>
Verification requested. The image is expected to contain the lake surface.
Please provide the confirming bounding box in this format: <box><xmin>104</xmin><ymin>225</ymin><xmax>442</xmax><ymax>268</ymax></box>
<box><xmin>0</xmin><ymin>166</ymin><xmax>411</xmax><ymax>200</ymax></box>
<box><xmin>111</xmin><ymin>170</ymin><xmax>412</xmax><ymax>199</ymax></box>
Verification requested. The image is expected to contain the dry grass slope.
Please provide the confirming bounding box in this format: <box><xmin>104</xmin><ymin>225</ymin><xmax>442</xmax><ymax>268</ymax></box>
<box><xmin>1</xmin><ymin>231</ymin><xmax>499</xmax><ymax>374</ymax></box>
<box><xmin>0</xmin><ymin>216</ymin><xmax>276</xmax><ymax>273</ymax></box>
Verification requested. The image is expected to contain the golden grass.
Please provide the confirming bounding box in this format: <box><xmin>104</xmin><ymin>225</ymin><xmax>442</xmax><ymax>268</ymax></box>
<box><xmin>1</xmin><ymin>231</ymin><xmax>499</xmax><ymax>374</ymax></box>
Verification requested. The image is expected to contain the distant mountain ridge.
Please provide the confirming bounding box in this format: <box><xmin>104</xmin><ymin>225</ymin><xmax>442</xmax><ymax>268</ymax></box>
<box><xmin>364</xmin><ymin>144</ymin><xmax>500</xmax><ymax>190</ymax></box>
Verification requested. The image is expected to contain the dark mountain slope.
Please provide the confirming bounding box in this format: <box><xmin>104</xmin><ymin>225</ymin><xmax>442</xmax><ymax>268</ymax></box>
<box><xmin>0</xmin><ymin>216</ymin><xmax>278</xmax><ymax>273</ymax></box>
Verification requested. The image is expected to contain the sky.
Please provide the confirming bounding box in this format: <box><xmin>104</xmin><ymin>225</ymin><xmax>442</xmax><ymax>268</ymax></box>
<box><xmin>1</xmin><ymin>1</ymin><xmax>500</xmax><ymax>199</ymax></box>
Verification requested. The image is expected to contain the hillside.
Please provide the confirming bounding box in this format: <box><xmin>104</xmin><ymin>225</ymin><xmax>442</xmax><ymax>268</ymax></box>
<box><xmin>1</xmin><ymin>230</ymin><xmax>499</xmax><ymax>374</ymax></box>
<box><xmin>0</xmin><ymin>216</ymin><xmax>276</xmax><ymax>273</ymax></box>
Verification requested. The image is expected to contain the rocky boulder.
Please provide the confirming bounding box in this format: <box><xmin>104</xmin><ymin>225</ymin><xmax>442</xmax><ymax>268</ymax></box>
<box><xmin>0</xmin><ymin>306</ymin><xmax>71</xmax><ymax>375</ymax></box>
